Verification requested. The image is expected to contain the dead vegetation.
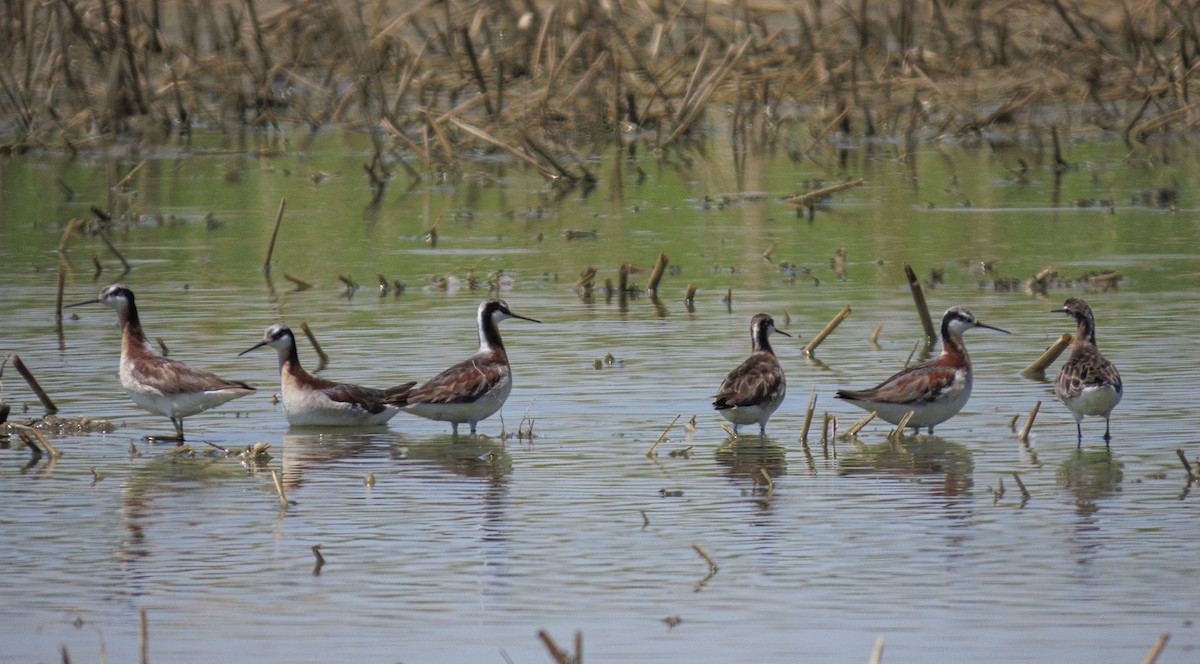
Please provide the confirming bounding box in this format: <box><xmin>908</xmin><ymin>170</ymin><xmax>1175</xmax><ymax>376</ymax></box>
<box><xmin>1</xmin><ymin>0</ymin><xmax>1198</xmax><ymax>172</ymax></box>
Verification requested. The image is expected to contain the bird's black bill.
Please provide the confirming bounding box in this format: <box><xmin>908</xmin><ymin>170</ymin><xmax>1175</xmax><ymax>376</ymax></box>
<box><xmin>238</xmin><ymin>341</ymin><xmax>269</xmax><ymax>356</ymax></box>
<box><xmin>976</xmin><ymin>322</ymin><xmax>1011</xmax><ymax>334</ymax></box>
<box><xmin>775</xmin><ymin>329</ymin><xmax>793</xmax><ymax>337</ymax></box>
<box><xmin>65</xmin><ymin>298</ymin><xmax>100</xmax><ymax>308</ymax></box>
<box><xmin>512</xmin><ymin>314</ymin><xmax>542</xmax><ymax>324</ymax></box>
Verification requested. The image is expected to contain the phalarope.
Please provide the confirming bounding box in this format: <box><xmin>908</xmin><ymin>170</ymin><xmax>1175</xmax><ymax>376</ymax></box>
<box><xmin>1053</xmin><ymin>298</ymin><xmax>1122</xmax><ymax>446</ymax></box>
<box><xmin>239</xmin><ymin>323</ymin><xmax>415</xmax><ymax>427</ymax></box>
<box><xmin>386</xmin><ymin>299</ymin><xmax>539</xmax><ymax>435</ymax></box>
<box><xmin>69</xmin><ymin>284</ymin><xmax>254</xmax><ymax>441</ymax></box>
<box><xmin>836</xmin><ymin>306</ymin><xmax>1008</xmax><ymax>434</ymax></box>
<box><xmin>713</xmin><ymin>313</ymin><xmax>791</xmax><ymax>436</ymax></box>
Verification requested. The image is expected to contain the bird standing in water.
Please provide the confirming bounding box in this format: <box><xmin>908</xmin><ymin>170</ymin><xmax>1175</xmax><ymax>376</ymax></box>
<box><xmin>240</xmin><ymin>323</ymin><xmax>414</xmax><ymax>427</ymax></box>
<box><xmin>70</xmin><ymin>284</ymin><xmax>254</xmax><ymax>441</ymax></box>
<box><xmin>836</xmin><ymin>306</ymin><xmax>1008</xmax><ymax>434</ymax></box>
<box><xmin>713</xmin><ymin>313</ymin><xmax>792</xmax><ymax>436</ymax></box>
<box><xmin>1053</xmin><ymin>298</ymin><xmax>1122</xmax><ymax>446</ymax></box>
<box><xmin>386</xmin><ymin>299</ymin><xmax>539</xmax><ymax>436</ymax></box>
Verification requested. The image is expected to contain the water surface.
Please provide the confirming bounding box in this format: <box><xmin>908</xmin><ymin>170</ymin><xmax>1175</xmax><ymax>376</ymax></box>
<box><xmin>2</xmin><ymin>129</ymin><xmax>1199</xmax><ymax>662</ymax></box>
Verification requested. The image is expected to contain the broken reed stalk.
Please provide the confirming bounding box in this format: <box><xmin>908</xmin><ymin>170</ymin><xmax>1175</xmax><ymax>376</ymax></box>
<box><xmin>575</xmin><ymin>266</ymin><xmax>597</xmax><ymax>290</ymax></box>
<box><xmin>868</xmin><ymin>636</ymin><xmax>885</xmax><ymax>664</ymax></box>
<box><xmin>1141</xmin><ymin>634</ymin><xmax>1170</xmax><ymax>664</ymax></box>
<box><xmin>270</xmin><ymin>469</ymin><xmax>291</xmax><ymax>507</ymax></box>
<box><xmin>1023</xmin><ymin>333</ymin><xmax>1072</xmax><ymax>375</ymax></box>
<box><xmin>889</xmin><ymin>410</ymin><xmax>915</xmax><ymax>440</ymax></box>
<box><xmin>537</xmin><ymin>630</ymin><xmax>572</xmax><ymax>664</ymax></box>
<box><xmin>1011</xmin><ymin>472</ymin><xmax>1031</xmax><ymax>500</ymax></box>
<box><xmin>139</xmin><ymin>608</ymin><xmax>148</xmax><ymax>664</ymax></box>
<box><xmin>845</xmin><ymin>411</ymin><xmax>877</xmax><ymax>437</ymax></box>
<box><xmin>283</xmin><ymin>273</ymin><xmax>313</xmax><ymax>290</ymax></box>
<box><xmin>646</xmin><ymin>251</ymin><xmax>669</xmax><ymax>295</ymax></box>
<box><xmin>904</xmin><ymin>263</ymin><xmax>938</xmax><ymax>343</ymax></box>
<box><xmin>298</xmin><ymin>322</ymin><xmax>329</xmax><ymax>366</ymax></box>
<box><xmin>55</xmin><ymin>261</ymin><xmax>66</xmax><ymax>331</ymax></box>
<box><xmin>263</xmin><ymin>197</ymin><xmax>286</xmax><ymax>273</ymax></box>
<box><xmin>758</xmin><ymin>468</ymin><xmax>774</xmax><ymax>492</ymax></box>
<box><xmin>11</xmin><ymin>424</ymin><xmax>61</xmax><ymax>458</ymax></box>
<box><xmin>311</xmin><ymin>544</ymin><xmax>326</xmax><ymax>575</ymax></box>
<box><xmin>684</xmin><ymin>284</ymin><xmax>696</xmax><ymax>303</ymax></box>
<box><xmin>12</xmin><ymin>355</ymin><xmax>58</xmax><ymax>414</ymax></box>
<box><xmin>1018</xmin><ymin>401</ymin><xmax>1041</xmax><ymax>443</ymax></box>
<box><xmin>800</xmin><ymin>387</ymin><xmax>817</xmax><ymax>443</ymax></box>
<box><xmin>781</xmin><ymin>178</ymin><xmax>864</xmax><ymax>207</ymax></box>
<box><xmin>692</xmin><ymin>544</ymin><xmax>718</xmax><ymax>573</ymax></box>
<box><xmin>868</xmin><ymin>324</ymin><xmax>882</xmax><ymax>346</ymax></box>
<box><xmin>803</xmin><ymin>304</ymin><xmax>851</xmax><ymax>355</ymax></box>
<box><xmin>646</xmin><ymin>413</ymin><xmax>681</xmax><ymax>457</ymax></box>
<box><xmin>114</xmin><ymin>159</ymin><xmax>148</xmax><ymax>189</ymax></box>
<box><xmin>1176</xmin><ymin>449</ymin><xmax>1197</xmax><ymax>483</ymax></box>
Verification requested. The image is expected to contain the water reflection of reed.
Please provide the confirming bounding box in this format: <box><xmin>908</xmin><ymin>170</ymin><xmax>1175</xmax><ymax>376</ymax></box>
<box><xmin>837</xmin><ymin>436</ymin><xmax>975</xmax><ymax>498</ymax></box>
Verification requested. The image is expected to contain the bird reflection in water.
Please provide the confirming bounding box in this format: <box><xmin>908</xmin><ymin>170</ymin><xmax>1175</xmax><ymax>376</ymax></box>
<box><xmin>281</xmin><ymin>431</ymin><xmax>384</xmax><ymax>490</ymax></box>
<box><xmin>838</xmin><ymin>436</ymin><xmax>975</xmax><ymax>499</ymax></box>
<box><xmin>389</xmin><ymin>436</ymin><xmax>512</xmax><ymax>486</ymax></box>
<box><xmin>1056</xmin><ymin>448</ymin><xmax>1123</xmax><ymax>508</ymax></box>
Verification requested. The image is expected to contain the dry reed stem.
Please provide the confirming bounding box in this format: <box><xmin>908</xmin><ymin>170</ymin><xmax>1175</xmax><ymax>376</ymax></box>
<box><xmin>646</xmin><ymin>252</ymin><xmax>669</xmax><ymax>295</ymax></box>
<box><xmin>1018</xmin><ymin>401</ymin><xmax>1041</xmax><ymax>443</ymax></box>
<box><xmin>1176</xmin><ymin>449</ymin><xmax>1197</xmax><ymax>483</ymax></box>
<box><xmin>782</xmin><ymin>178</ymin><xmax>864</xmax><ymax>207</ymax></box>
<box><xmin>270</xmin><ymin>469</ymin><xmax>291</xmax><ymax>507</ymax></box>
<box><xmin>1141</xmin><ymin>634</ymin><xmax>1170</xmax><ymax>664</ymax></box>
<box><xmin>800</xmin><ymin>387</ymin><xmax>817</xmax><ymax>443</ymax></box>
<box><xmin>868</xmin><ymin>324</ymin><xmax>882</xmax><ymax>347</ymax></box>
<box><xmin>139</xmin><ymin>608</ymin><xmax>148</xmax><ymax>664</ymax></box>
<box><xmin>803</xmin><ymin>305</ymin><xmax>850</xmax><ymax>355</ymax></box>
<box><xmin>55</xmin><ymin>261</ymin><xmax>66</xmax><ymax>332</ymax></box>
<box><xmin>684</xmin><ymin>284</ymin><xmax>697</xmax><ymax>302</ymax></box>
<box><xmin>889</xmin><ymin>410</ymin><xmax>915</xmax><ymax>440</ymax></box>
<box><xmin>448</xmin><ymin>118</ymin><xmax>553</xmax><ymax>178</ymax></box>
<box><xmin>537</xmin><ymin>630</ymin><xmax>572</xmax><ymax>664</ymax></box>
<box><xmin>12</xmin><ymin>355</ymin><xmax>57</xmax><ymax>414</ymax></box>
<box><xmin>114</xmin><ymin>159</ymin><xmax>148</xmax><ymax>189</ymax></box>
<box><xmin>868</xmin><ymin>636</ymin><xmax>885</xmax><ymax>664</ymax></box>
<box><xmin>299</xmin><ymin>322</ymin><xmax>329</xmax><ymax>367</ymax></box>
<box><xmin>646</xmin><ymin>414</ymin><xmax>681</xmax><ymax>457</ymax></box>
<box><xmin>903</xmin><ymin>263</ymin><xmax>938</xmax><ymax>343</ymax></box>
<box><xmin>283</xmin><ymin>273</ymin><xmax>313</xmax><ymax>290</ymax></box>
<box><xmin>758</xmin><ymin>468</ymin><xmax>774</xmax><ymax>493</ymax></box>
<box><xmin>845</xmin><ymin>411</ymin><xmax>877</xmax><ymax>437</ymax></box>
<box><xmin>1023</xmin><ymin>333</ymin><xmax>1073</xmax><ymax>375</ymax></box>
<box><xmin>263</xmin><ymin>197</ymin><xmax>286</xmax><ymax>273</ymax></box>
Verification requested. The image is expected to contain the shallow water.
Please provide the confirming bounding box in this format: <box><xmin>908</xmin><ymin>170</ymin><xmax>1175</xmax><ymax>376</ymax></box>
<box><xmin>2</xmin><ymin>129</ymin><xmax>1199</xmax><ymax>662</ymax></box>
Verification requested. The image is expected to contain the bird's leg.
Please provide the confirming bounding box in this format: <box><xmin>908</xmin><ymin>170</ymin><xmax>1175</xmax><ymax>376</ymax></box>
<box><xmin>451</xmin><ymin>422</ymin><xmax>460</xmax><ymax>437</ymax></box>
<box><xmin>1076</xmin><ymin>422</ymin><xmax>1083</xmax><ymax>446</ymax></box>
<box><xmin>1103</xmin><ymin>417</ymin><xmax>1112</xmax><ymax>445</ymax></box>
<box><xmin>469</xmin><ymin>421</ymin><xmax>478</xmax><ymax>435</ymax></box>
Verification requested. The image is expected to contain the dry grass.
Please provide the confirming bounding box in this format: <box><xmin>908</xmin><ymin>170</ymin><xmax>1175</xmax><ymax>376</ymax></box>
<box><xmin>2</xmin><ymin>0</ymin><xmax>1197</xmax><ymax>168</ymax></box>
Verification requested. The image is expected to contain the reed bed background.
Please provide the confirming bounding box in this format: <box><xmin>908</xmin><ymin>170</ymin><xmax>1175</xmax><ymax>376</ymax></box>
<box><xmin>1</xmin><ymin>0</ymin><xmax>1197</xmax><ymax>170</ymax></box>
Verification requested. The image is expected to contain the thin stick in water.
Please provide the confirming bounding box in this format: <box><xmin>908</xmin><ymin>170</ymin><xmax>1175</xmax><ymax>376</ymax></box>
<box><xmin>889</xmin><ymin>410</ymin><xmax>915</xmax><ymax>440</ymax></box>
<box><xmin>646</xmin><ymin>251</ymin><xmax>669</xmax><ymax>295</ymax></box>
<box><xmin>311</xmin><ymin>544</ymin><xmax>325</xmax><ymax>575</ymax></box>
<box><xmin>1022</xmin><ymin>333</ymin><xmax>1072</xmax><ymax>376</ymax></box>
<box><xmin>299</xmin><ymin>322</ymin><xmax>329</xmax><ymax>367</ymax></box>
<box><xmin>1018</xmin><ymin>401</ymin><xmax>1041</xmax><ymax>443</ymax></box>
<box><xmin>845</xmin><ymin>411</ymin><xmax>877</xmax><ymax>437</ymax></box>
<box><xmin>55</xmin><ymin>261</ymin><xmax>66</xmax><ymax>332</ymax></box>
<box><xmin>139</xmin><ymin>608</ymin><xmax>148</xmax><ymax>664</ymax></box>
<box><xmin>283</xmin><ymin>273</ymin><xmax>313</xmax><ymax>290</ymax></box>
<box><xmin>800</xmin><ymin>387</ymin><xmax>817</xmax><ymax>443</ymax></box>
<box><xmin>904</xmin><ymin>263</ymin><xmax>937</xmax><ymax>343</ymax></box>
<box><xmin>803</xmin><ymin>304</ymin><xmax>850</xmax><ymax>355</ymax></box>
<box><xmin>1141</xmin><ymin>634</ymin><xmax>1170</xmax><ymax>664</ymax></box>
<box><xmin>646</xmin><ymin>413</ymin><xmax>681</xmax><ymax>457</ymax></box>
<box><xmin>263</xmin><ymin>197</ymin><xmax>286</xmax><ymax>273</ymax></box>
<box><xmin>98</xmin><ymin>231</ymin><xmax>130</xmax><ymax>274</ymax></box>
<box><xmin>12</xmin><ymin>355</ymin><xmax>58</xmax><ymax>414</ymax></box>
<box><xmin>270</xmin><ymin>469</ymin><xmax>293</xmax><ymax>507</ymax></box>
<box><xmin>868</xmin><ymin>635</ymin><xmax>885</xmax><ymax>664</ymax></box>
